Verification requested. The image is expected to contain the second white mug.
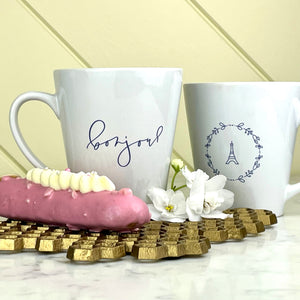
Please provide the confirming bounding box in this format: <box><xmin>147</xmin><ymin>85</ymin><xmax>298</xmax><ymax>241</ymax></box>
<box><xmin>184</xmin><ymin>82</ymin><xmax>300</xmax><ymax>216</ymax></box>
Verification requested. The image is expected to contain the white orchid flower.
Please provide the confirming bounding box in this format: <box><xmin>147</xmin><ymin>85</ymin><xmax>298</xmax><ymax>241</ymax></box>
<box><xmin>182</xmin><ymin>166</ymin><xmax>209</xmax><ymax>189</ymax></box>
<box><xmin>147</xmin><ymin>187</ymin><xmax>187</xmax><ymax>222</ymax></box>
<box><xmin>183</xmin><ymin>167</ymin><xmax>208</xmax><ymax>221</ymax></box>
<box><xmin>182</xmin><ymin>166</ymin><xmax>234</xmax><ymax>220</ymax></box>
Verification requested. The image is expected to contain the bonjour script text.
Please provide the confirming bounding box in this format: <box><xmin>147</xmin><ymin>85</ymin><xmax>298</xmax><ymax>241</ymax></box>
<box><xmin>86</xmin><ymin>119</ymin><xmax>164</xmax><ymax>167</ymax></box>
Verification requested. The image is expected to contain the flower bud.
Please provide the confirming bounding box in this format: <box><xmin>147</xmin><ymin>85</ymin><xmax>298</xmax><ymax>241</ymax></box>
<box><xmin>171</xmin><ymin>159</ymin><xmax>184</xmax><ymax>171</ymax></box>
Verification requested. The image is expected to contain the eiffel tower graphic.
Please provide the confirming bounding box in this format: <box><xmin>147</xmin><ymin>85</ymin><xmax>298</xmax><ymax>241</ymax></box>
<box><xmin>225</xmin><ymin>141</ymin><xmax>239</xmax><ymax>165</ymax></box>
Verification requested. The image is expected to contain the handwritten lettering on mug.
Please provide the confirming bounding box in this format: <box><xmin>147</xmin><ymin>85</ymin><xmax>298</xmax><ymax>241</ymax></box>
<box><xmin>86</xmin><ymin>119</ymin><xmax>164</xmax><ymax>167</ymax></box>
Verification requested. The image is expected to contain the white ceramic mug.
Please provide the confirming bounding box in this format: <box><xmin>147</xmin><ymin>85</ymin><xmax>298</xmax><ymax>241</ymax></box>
<box><xmin>10</xmin><ymin>68</ymin><xmax>182</xmax><ymax>201</ymax></box>
<box><xmin>184</xmin><ymin>82</ymin><xmax>300</xmax><ymax>216</ymax></box>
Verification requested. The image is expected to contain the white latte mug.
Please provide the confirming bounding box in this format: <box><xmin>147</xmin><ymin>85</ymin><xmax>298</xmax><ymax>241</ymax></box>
<box><xmin>184</xmin><ymin>82</ymin><xmax>300</xmax><ymax>216</ymax></box>
<box><xmin>10</xmin><ymin>68</ymin><xmax>182</xmax><ymax>201</ymax></box>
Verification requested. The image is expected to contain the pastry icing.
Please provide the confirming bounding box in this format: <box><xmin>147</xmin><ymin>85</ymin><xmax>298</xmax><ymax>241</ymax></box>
<box><xmin>26</xmin><ymin>168</ymin><xmax>115</xmax><ymax>193</ymax></box>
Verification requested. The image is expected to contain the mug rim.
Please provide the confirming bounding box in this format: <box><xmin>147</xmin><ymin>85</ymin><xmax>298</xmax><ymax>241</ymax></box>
<box><xmin>184</xmin><ymin>81</ymin><xmax>300</xmax><ymax>86</ymax></box>
<box><xmin>54</xmin><ymin>67</ymin><xmax>182</xmax><ymax>73</ymax></box>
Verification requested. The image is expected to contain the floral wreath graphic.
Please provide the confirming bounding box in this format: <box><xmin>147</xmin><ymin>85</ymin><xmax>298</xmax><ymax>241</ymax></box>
<box><xmin>205</xmin><ymin>122</ymin><xmax>263</xmax><ymax>183</ymax></box>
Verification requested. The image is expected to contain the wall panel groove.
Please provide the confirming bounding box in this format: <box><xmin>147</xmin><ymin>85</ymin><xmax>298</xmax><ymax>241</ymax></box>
<box><xmin>18</xmin><ymin>0</ymin><xmax>92</xmax><ymax>68</ymax></box>
<box><xmin>186</xmin><ymin>0</ymin><xmax>273</xmax><ymax>81</ymax></box>
<box><xmin>0</xmin><ymin>145</ymin><xmax>26</xmax><ymax>176</ymax></box>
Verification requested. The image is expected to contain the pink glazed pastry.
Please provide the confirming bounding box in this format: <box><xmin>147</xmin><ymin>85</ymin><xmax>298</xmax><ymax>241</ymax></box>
<box><xmin>0</xmin><ymin>168</ymin><xmax>151</xmax><ymax>231</ymax></box>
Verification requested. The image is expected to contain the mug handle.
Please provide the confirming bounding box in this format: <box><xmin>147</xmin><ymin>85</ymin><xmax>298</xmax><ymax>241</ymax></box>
<box><xmin>9</xmin><ymin>91</ymin><xmax>59</xmax><ymax>168</ymax></box>
<box><xmin>285</xmin><ymin>97</ymin><xmax>300</xmax><ymax>200</ymax></box>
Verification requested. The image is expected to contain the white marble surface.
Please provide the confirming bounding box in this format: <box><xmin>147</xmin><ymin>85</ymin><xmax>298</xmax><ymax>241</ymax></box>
<box><xmin>0</xmin><ymin>198</ymin><xmax>299</xmax><ymax>300</ymax></box>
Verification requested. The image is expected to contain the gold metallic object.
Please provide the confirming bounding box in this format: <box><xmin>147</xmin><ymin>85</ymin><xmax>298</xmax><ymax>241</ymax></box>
<box><xmin>224</xmin><ymin>208</ymin><xmax>269</xmax><ymax>234</ymax></box>
<box><xmin>67</xmin><ymin>244</ymin><xmax>100</xmax><ymax>262</ymax></box>
<box><xmin>36</xmin><ymin>236</ymin><xmax>62</xmax><ymax>252</ymax></box>
<box><xmin>61</xmin><ymin>234</ymin><xmax>82</xmax><ymax>250</ymax></box>
<box><xmin>131</xmin><ymin>242</ymin><xmax>168</xmax><ymax>260</ymax></box>
<box><xmin>184</xmin><ymin>238</ymin><xmax>209</xmax><ymax>255</ymax></box>
<box><xmin>22</xmin><ymin>233</ymin><xmax>41</xmax><ymax>249</ymax></box>
<box><xmin>0</xmin><ymin>207</ymin><xmax>277</xmax><ymax>262</ymax></box>
<box><xmin>255</xmin><ymin>209</ymin><xmax>278</xmax><ymax>225</ymax></box>
<box><xmin>0</xmin><ymin>235</ymin><xmax>23</xmax><ymax>251</ymax></box>
<box><xmin>99</xmin><ymin>243</ymin><xmax>126</xmax><ymax>259</ymax></box>
<box><xmin>120</xmin><ymin>237</ymin><xmax>138</xmax><ymax>252</ymax></box>
<box><xmin>202</xmin><ymin>228</ymin><xmax>228</xmax><ymax>242</ymax></box>
<box><xmin>160</xmin><ymin>240</ymin><xmax>186</xmax><ymax>257</ymax></box>
<box><xmin>242</xmin><ymin>221</ymin><xmax>265</xmax><ymax>234</ymax></box>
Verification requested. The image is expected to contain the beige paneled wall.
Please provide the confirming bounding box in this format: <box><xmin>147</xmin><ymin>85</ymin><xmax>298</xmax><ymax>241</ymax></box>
<box><xmin>197</xmin><ymin>0</ymin><xmax>300</xmax><ymax>80</ymax></box>
<box><xmin>1</xmin><ymin>0</ymin><xmax>300</xmax><ymax>176</ymax></box>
